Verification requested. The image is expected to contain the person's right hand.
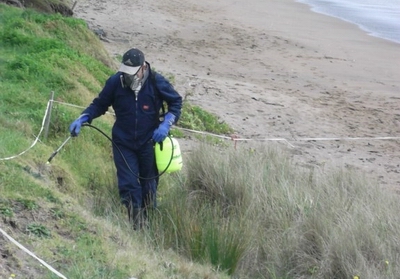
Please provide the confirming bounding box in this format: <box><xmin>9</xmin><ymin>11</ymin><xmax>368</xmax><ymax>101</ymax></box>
<box><xmin>69</xmin><ymin>114</ymin><xmax>89</xmax><ymax>137</ymax></box>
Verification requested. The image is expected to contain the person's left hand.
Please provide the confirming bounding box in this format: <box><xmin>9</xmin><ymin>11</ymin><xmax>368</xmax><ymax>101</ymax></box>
<box><xmin>152</xmin><ymin>113</ymin><xmax>176</xmax><ymax>143</ymax></box>
<box><xmin>152</xmin><ymin>122</ymin><xmax>170</xmax><ymax>143</ymax></box>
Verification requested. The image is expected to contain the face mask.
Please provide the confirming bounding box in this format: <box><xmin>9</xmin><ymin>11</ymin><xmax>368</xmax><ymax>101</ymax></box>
<box><xmin>123</xmin><ymin>72</ymin><xmax>142</xmax><ymax>92</ymax></box>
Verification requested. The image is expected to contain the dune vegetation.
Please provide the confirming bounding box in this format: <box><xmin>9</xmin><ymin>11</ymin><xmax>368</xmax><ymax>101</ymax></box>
<box><xmin>1</xmin><ymin>2</ymin><xmax>400</xmax><ymax>279</ymax></box>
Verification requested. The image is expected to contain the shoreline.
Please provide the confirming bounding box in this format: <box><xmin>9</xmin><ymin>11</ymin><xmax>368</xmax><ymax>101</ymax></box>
<box><xmin>73</xmin><ymin>0</ymin><xmax>400</xmax><ymax>189</ymax></box>
<box><xmin>296</xmin><ymin>0</ymin><xmax>400</xmax><ymax>45</ymax></box>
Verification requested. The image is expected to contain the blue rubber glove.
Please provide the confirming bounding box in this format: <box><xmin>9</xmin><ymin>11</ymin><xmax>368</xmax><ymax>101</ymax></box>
<box><xmin>69</xmin><ymin>114</ymin><xmax>90</xmax><ymax>137</ymax></box>
<box><xmin>152</xmin><ymin>113</ymin><xmax>176</xmax><ymax>143</ymax></box>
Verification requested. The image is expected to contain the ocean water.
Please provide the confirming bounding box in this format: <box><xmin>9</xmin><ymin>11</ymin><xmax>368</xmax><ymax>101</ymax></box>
<box><xmin>296</xmin><ymin>0</ymin><xmax>400</xmax><ymax>44</ymax></box>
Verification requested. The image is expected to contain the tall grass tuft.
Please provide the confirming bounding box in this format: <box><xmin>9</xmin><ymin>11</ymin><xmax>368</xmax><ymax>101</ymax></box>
<box><xmin>151</xmin><ymin>142</ymin><xmax>400</xmax><ymax>278</ymax></box>
<box><xmin>149</xmin><ymin>187</ymin><xmax>250</xmax><ymax>276</ymax></box>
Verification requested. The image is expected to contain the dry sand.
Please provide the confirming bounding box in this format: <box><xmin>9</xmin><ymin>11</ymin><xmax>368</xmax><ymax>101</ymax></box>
<box><xmin>73</xmin><ymin>0</ymin><xmax>400</xmax><ymax>189</ymax></box>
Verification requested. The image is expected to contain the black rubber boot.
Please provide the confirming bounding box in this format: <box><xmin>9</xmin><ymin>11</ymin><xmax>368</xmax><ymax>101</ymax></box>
<box><xmin>128</xmin><ymin>207</ymin><xmax>146</xmax><ymax>230</ymax></box>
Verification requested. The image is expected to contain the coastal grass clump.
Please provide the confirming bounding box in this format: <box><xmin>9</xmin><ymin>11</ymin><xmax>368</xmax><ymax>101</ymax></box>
<box><xmin>149</xmin><ymin>143</ymin><xmax>400</xmax><ymax>278</ymax></box>
<box><xmin>179</xmin><ymin>102</ymin><xmax>233</xmax><ymax>135</ymax></box>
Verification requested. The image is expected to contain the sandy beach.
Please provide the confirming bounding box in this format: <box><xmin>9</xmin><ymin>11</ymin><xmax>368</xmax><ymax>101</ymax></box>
<box><xmin>73</xmin><ymin>0</ymin><xmax>400</xmax><ymax>189</ymax></box>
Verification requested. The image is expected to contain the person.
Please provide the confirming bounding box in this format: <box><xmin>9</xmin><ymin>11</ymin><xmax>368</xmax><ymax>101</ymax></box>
<box><xmin>69</xmin><ymin>48</ymin><xmax>182</xmax><ymax>229</ymax></box>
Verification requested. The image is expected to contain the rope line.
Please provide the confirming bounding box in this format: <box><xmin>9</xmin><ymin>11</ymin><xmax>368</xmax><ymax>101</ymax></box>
<box><xmin>0</xmin><ymin>100</ymin><xmax>51</xmax><ymax>161</ymax></box>
<box><xmin>0</xmin><ymin>227</ymin><xmax>68</xmax><ymax>279</ymax></box>
<box><xmin>51</xmin><ymin>100</ymin><xmax>115</xmax><ymax>115</ymax></box>
<box><xmin>1</xmin><ymin>100</ymin><xmax>399</xmax><ymax>161</ymax></box>
<box><xmin>49</xmin><ymin>100</ymin><xmax>400</xmax><ymax>143</ymax></box>
<box><xmin>176</xmin><ymin>127</ymin><xmax>399</xmax><ymax>145</ymax></box>
<box><xmin>52</xmin><ymin>100</ymin><xmax>85</xmax><ymax>110</ymax></box>
<box><xmin>292</xmin><ymin>136</ymin><xmax>400</xmax><ymax>141</ymax></box>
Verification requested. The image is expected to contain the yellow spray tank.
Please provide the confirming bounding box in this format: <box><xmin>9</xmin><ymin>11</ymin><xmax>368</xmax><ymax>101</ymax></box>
<box><xmin>155</xmin><ymin>136</ymin><xmax>183</xmax><ymax>173</ymax></box>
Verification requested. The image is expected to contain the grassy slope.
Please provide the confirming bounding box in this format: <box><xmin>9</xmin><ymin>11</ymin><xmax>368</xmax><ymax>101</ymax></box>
<box><xmin>0</xmin><ymin>4</ymin><xmax>229</xmax><ymax>279</ymax></box>
<box><xmin>2</xmin><ymin>3</ymin><xmax>400</xmax><ymax>279</ymax></box>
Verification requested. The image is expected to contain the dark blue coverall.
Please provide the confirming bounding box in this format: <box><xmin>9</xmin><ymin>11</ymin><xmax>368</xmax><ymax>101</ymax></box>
<box><xmin>81</xmin><ymin>63</ymin><xmax>182</xmax><ymax>210</ymax></box>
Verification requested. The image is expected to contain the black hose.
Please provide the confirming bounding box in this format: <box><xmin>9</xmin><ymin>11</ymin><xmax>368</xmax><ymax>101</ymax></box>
<box><xmin>82</xmin><ymin>123</ymin><xmax>174</xmax><ymax>180</ymax></box>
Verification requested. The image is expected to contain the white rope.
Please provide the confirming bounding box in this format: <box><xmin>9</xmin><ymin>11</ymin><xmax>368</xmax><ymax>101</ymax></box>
<box><xmin>177</xmin><ymin>127</ymin><xmax>232</xmax><ymax>140</ymax></box>
<box><xmin>293</xmin><ymin>136</ymin><xmax>400</xmax><ymax>141</ymax></box>
<box><xmin>0</xmin><ymin>100</ymin><xmax>114</xmax><ymax>161</ymax></box>
<box><xmin>52</xmin><ymin>101</ymin><xmax>400</xmax><ymax>144</ymax></box>
<box><xmin>0</xmin><ymin>227</ymin><xmax>68</xmax><ymax>279</ymax></box>
<box><xmin>176</xmin><ymin>127</ymin><xmax>399</xmax><ymax>147</ymax></box>
<box><xmin>1</xmin><ymin>99</ymin><xmax>399</xmax><ymax>161</ymax></box>
<box><xmin>51</xmin><ymin>100</ymin><xmax>115</xmax><ymax>115</ymax></box>
<box><xmin>0</xmin><ymin>100</ymin><xmax>51</xmax><ymax>161</ymax></box>
<box><xmin>52</xmin><ymin>100</ymin><xmax>86</xmax><ymax>110</ymax></box>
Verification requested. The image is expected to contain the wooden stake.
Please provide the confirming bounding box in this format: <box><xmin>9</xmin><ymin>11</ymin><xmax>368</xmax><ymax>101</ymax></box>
<box><xmin>71</xmin><ymin>1</ymin><xmax>78</xmax><ymax>11</ymax></box>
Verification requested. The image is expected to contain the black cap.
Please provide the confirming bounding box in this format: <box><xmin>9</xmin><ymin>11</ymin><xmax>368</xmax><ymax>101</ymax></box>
<box><xmin>119</xmin><ymin>48</ymin><xmax>145</xmax><ymax>75</ymax></box>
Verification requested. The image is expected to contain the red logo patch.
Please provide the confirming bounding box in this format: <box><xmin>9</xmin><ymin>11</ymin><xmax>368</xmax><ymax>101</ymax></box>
<box><xmin>143</xmin><ymin>105</ymin><xmax>149</xmax><ymax>110</ymax></box>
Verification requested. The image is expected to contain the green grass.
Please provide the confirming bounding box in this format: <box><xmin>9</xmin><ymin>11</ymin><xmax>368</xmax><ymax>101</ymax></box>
<box><xmin>155</xmin><ymin>143</ymin><xmax>400</xmax><ymax>278</ymax></box>
<box><xmin>0</xmin><ymin>4</ymin><xmax>232</xmax><ymax>279</ymax></box>
<box><xmin>1</xmin><ymin>3</ymin><xmax>400</xmax><ymax>279</ymax></box>
<box><xmin>180</xmin><ymin>102</ymin><xmax>233</xmax><ymax>135</ymax></box>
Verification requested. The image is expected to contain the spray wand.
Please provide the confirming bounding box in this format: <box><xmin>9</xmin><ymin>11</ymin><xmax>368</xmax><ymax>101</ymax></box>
<box><xmin>45</xmin><ymin>124</ymin><xmax>176</xmax><ymax>179</ymax></box>
<box><xmin>46</xmin><ymin>136</ymin><xmax>72</xmax><ymax>164</ymax></box>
